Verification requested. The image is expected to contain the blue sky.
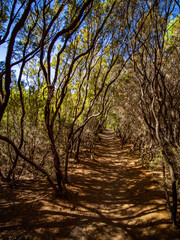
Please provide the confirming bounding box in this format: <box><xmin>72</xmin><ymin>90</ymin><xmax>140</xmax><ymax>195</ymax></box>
<box><xmin>0</xmin><ymin>42</ymin><xmax>7</xmax><ymax>62</ymax></box>
<box><xmin>0</xmin><ymin>42</ymin><xmax>20</xmax><ymax>77</ymax></box>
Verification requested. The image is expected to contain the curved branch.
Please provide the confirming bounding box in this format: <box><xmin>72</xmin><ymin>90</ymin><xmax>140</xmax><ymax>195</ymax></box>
<box><xmin>0</xmin><ymin>135</ymin><xmax>59</xmax><ymax>194</ymax></box>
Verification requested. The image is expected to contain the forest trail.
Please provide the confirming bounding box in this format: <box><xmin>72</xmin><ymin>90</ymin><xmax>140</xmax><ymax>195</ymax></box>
<box><xmin>0</xmin><ymin>129</ymin><xmax>179</xmax><ymax>240</ymax></box>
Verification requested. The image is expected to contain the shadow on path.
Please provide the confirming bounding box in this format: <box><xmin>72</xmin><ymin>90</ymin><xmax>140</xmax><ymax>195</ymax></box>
<box><xmin>0</xmin><ymin>129</ymin><xmax>179</xmax><ymax>239</ymax></box>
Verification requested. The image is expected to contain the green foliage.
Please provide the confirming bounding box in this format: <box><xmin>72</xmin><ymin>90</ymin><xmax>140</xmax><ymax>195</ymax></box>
<box><xmin>0</xmin><ymin>1</ymin><xmax>9</xmax><ymax>32</ymax></box>
<box><xmin>165</xmin><ymin>15</ymin><xmax>180</xmax><ymax>42</ymax></box>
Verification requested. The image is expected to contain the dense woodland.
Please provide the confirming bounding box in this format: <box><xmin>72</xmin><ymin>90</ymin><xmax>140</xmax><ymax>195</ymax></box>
<box><xmin>0</xmin><ymin>0</ymin><xmax>180</xmax><ymax>231</ymax></box>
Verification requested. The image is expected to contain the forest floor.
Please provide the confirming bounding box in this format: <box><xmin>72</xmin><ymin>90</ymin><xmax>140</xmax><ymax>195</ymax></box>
<box><xmin>0</xmin><ymin>129</ymin><xmax>180</xmax><ymax>240</ymax></box>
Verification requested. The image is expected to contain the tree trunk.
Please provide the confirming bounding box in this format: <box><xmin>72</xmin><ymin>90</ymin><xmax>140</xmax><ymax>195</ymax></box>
<box><xmin>169</xmin><ymin>165</ymin><xmax>178</xmax><ymax>228</ymax></box>
<box><xmin>47</xmin><ymin>125</ymin><xmax>64</xmax><ymax>193</ymax></box>
<box><xmin>52</xmin><ymin>145</ymin><xmax>64</xmax><ymax>192</ymax></box>
<box><xmin>75</xmin><ymin>136</ymin><xmax>81</xmax><ymax>163</ymax></box>
<box><xmin>64</xmin><ymin>144</ymin><xmax>70</xmax><ymax>184</ymax></box>
<box><xmin>162</xmin><ymin>150</ymin><xmax>179</xmax><ymax>228</ymax></box>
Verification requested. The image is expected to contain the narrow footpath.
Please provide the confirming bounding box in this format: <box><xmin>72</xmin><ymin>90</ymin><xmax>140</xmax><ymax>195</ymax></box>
<box><xmin>66</xmin><ymin>129</ymin><xmax>179</xmax><ymax>240</ymax></box>
<box><xmin>0</xmin><ymin>129</ymin><xmax>179</xmax><ymax>240</ymax></box>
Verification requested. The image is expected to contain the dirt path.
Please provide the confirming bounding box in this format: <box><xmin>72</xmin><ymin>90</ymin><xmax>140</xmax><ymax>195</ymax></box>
<box><xmin>0</xmin><ymin>129</ymin><xmax>179</xmax><ymax>239</ymax></box>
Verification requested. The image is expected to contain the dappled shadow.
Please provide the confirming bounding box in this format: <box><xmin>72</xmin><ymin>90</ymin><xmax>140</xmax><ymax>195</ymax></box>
<box><xmin>0</xmin><ymin>129</ymin><xmax>180</xmax><ymax>239</ymax></box>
